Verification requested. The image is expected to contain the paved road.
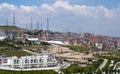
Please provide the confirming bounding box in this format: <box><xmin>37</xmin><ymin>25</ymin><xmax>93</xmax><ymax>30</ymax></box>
<box><xmin>99</xmin><ymin>59</ymin><xmax>108</xmax><ymax>70</ymax></box>
<box><xmin>114</xmin><ymin>62</ymin><xmax>120</xmax><ymax>70</ymax></box>
<box><xmin>96</xmin><ymin>59</ymin><xmax>108</xmax><ymax>72</ymax></box>
<box><xmin>62</xmin><ymin>62</ymin><xmax>71</xmax><ymax>69</ymax></box>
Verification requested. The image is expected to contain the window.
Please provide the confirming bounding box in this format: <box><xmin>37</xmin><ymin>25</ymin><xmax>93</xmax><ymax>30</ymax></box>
<box><xmin>39</xmin><ymin>59</ymin><xmax>42</xmax><ymax>63</ymax></box>
<box><xmin>14</xmin><ymin>60</ymin><xmax>16</xmax><ymax>64</ymax></box>
<box><xmin>31</xmin><ymin>59</ymin><xmax>33</xmax><ymax>63</ymax></box>
<box><xmin>16</xmin><ymin>59</ymin><xmax>19</xmax><ymax>64</ymax></box>
<box><xmin>25</xmin><ymin>59</ymin><xmax>27</xmax><ymax>63</ymax></box>
<box><xmin>34</xmin><ymin>59</ymin><xmax>36</xmax><ymax>63</ymax></box>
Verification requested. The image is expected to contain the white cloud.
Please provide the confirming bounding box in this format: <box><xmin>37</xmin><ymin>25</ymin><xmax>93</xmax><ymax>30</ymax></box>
<box><xmin>0</xmin><ymin>2</ymin><xmax>17</xmax><ymax>11</ymax></box>
<box><xmin>20</xmin><ymin>5</ymin><xmax>38</xmax><ymax>12</ymax></box>
<box><xmin>0</xmin><ymin>1</ymin><xmax>120</xmax><ymax>36</ymax></box>
<box><xmin>39</xmin><ymin>1</ymin><xmax>118</xmax><ymax>18</ymax></box>
<box><xmin>53</xmin><ymin>1</ymin><xmax>73</xmax><ymax>11</ymax></box>
<box><xmin>41</xmin><ymin>4</ymin><xmax>56</xmax><ymax>13</ymax></box>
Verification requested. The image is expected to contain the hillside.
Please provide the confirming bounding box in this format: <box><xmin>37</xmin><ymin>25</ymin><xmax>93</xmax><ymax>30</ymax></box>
<box><xmin>0</xmin><ymin>25</ymin><xmax>28</xmax><ymax>33</ymax></box>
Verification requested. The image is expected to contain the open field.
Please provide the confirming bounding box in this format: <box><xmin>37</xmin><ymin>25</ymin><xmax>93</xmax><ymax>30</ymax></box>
<box><xmin>61</xmin><ymin>45</ymin><xmax>89</xmax><ymax>52</ymax></box>
<box><xmin>0</xmin><ymin>50</ymin><xmax>32</xmax><ymax>57</ymax></box>
<box><xmin>23</xmin><ymin>45</ymin><xmax>48</xmax><ymax>50</ymax></box>
<box><xmin>0</xmin><ymin>70</ymin><xmax>57</xmax><ymax>74</ymax></box>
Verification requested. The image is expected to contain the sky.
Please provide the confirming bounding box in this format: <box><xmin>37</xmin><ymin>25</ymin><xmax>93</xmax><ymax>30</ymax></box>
<box><xmin>0</xmin><ymin>0</ymin><xmax>120</xmax><ymax>37</ymax></box>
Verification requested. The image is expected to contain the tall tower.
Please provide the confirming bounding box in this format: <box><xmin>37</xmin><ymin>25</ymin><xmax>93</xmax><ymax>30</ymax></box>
<box><xmin>36</xmin><ymin>21</ymin><xmax>39</xmax><ymax>31</ymax></box>
<box><xmin>27</xmin><ymin>24</ymin><xmax>29</xmax><ymax>30</ymax></box>
<box><xmin>13</xmin><ymin>11</ymin><xmax>15</xmax><ymax>26</ymax></box>
<box><xmin>47</xmin><ymin>17</ymin><xmax>49</xmax><ymax>31</ymax></box>
<box><xmin>37</xmin><ymin>21</ymin><xmax>39</xmax><ymax>31</ymax></box>
<box><xmin>6</xmin><ymin>16</ymin><xmax>8</xmax><ymax>25</ymax></box>
<box><xmin>41</xmin><ymin>23</ymin><xmax>42</xmax><ymax>30</ymax></box>
<box><xmin>30</xmin><ymin>17</ymin><xmax>33</xmax><ymax>30</ymax></box>
<box><xmin>67</xmin><ymin>25</ymin><xmax>68</xmax><ymax>33</ymax></box>
<box><xmin>38</xmin><ymin>21</ymin><xmax>40</xmax><ymax>31</ymax></box>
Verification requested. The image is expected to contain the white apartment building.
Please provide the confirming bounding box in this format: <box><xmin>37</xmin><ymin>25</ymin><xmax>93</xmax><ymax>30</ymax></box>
<box><xmin>0</xmin><ymin>53</ymin><xmax>58</xmax><ymax>69</ymax></box>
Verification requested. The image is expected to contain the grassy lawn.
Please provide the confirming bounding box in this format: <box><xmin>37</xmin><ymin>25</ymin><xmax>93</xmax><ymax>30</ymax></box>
<box><xmin>62</xmin><ymin>45</ymin><xmax>89</xmax><ymax>52</ymax></box>
<box><xmin>95</xmin><ymin>54</ymin><xmax>120</xmax><ymax>62</ymax></box>
<box><xmin>108</xmin><ymin>50</ymin><xmax>120</xmax><ymax>57</ymax></box>
<box><xmin>0</xmin><ymin>50</ymin><xmax>32</xmax><ymax>57</ymax></box>
<box><xmin>61</xmin><ymin>59</ymin><xmax>103</xmax><ymax>73</ymax></box>
<box><xmin>23</xmin><ymin>45</ymin><xmax>49</xmax><ymax>51</ymax></box>
<box><xmin>0</xmin><ymin>70</ymin><xmax>57</xmax><ymax>74</ymax></box>
<box><xmin>23</xmin><ymin>45</ymin><xmax>47</xmax><ymax>49</ymax></box>
<box><xmin>0</xmin><ymin>25</ymin><xmax>27</xmax><ymax>33</ymax></box>
<box><xmin>61</xmin><ymin>64</ymin><xmax>96</xmax><ymax>73</ymax></box>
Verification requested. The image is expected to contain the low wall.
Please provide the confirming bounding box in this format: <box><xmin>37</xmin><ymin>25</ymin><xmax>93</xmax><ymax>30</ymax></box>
<box><xmin>0</xmin><ymin>66</ymin><xmax>60</xmax><ymax>71</ymax></box>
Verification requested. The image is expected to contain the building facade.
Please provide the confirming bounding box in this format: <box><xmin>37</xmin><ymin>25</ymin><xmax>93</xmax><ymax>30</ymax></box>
<box><xmin>0</xmin><ymin>53</ymin><xmax>58</xmax><ymax>69</ymax></box>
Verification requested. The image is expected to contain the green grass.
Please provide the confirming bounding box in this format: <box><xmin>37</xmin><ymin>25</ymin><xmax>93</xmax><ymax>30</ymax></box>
<box><xmin>0</xmin><ymin>50</ymin><xmax>32</xmax><ymax>57</ymax></box>
<box><xmin>61</xmin><ymin>59</ymin><xmax>103</xmax><ymax>73</ymax></box>
<box><xmin>0</xmin><ymin>25</ymin><xmax>20</xmax><ymax>30</ymax></box>
<box><xmin>61</xmin><ymin>64</ymin><xmax>95</xmax><ymax>73</ymax></box>
<box><xmin>0</xmin><ymin>25</ymin><xmax>28</xmax><ymax>34</ymax></box>
<box><xmin>62</xmin><ymin>45</ymin><xmax>89</xmax><ymax>52</ymax></box>
<box><xmin>95</xmin><ymin>54</ymin><xmax>120</xmax><ymax>62</ymax></box>
<box><xmin>108</xmin><ymin>50</ymin><xmax>120</xmax><ymax>56</ymax></box>
<box><xmin>23</xmin><ymin>45</ymin><xmax>48</xmax><ymax>52</ymax></box>
<box><xmin>0</xmin><ymin>70</ymin><xmax>57</xmax><ymax>74</ymax></box>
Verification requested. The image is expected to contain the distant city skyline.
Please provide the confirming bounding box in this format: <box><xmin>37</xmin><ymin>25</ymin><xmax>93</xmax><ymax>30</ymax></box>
<box><xmin>0</xmin><ymin>0</ymin><xmax>120</xmax><ymax>37</ymax></box>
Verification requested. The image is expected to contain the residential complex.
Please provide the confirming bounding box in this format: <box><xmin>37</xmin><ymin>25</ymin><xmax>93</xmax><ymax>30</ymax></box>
<box><xmin>0</xmin><ymin>53</ymin><xmax>58</xmax><ymax>69</ymax></box>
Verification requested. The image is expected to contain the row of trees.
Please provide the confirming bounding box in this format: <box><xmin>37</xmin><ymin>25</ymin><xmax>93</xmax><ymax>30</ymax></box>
<box><xmin>0</xmin><ymin>38</ymin><xmax>21</xmax><ymax>50</ymax></box>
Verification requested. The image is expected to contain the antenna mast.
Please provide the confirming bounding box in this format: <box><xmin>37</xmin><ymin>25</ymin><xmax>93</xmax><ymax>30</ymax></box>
<box><xmin>47</xmin><ymin>17</ymin><xmax>49</xmax><ymax>31</ymax></box>
<box><xmin>30</xmin><ymin>17</ymin><xmax>33</xmax><ymax>30</ymax></box>
<box><xmin>13</xmin><ymin>11</ymin><xmax>15</xmax><ymax>26</ymax></box>
<box><xmin>6</xmin><ymin>16</ymin><xmax>8</xmax><ymax>25</ymax></box>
